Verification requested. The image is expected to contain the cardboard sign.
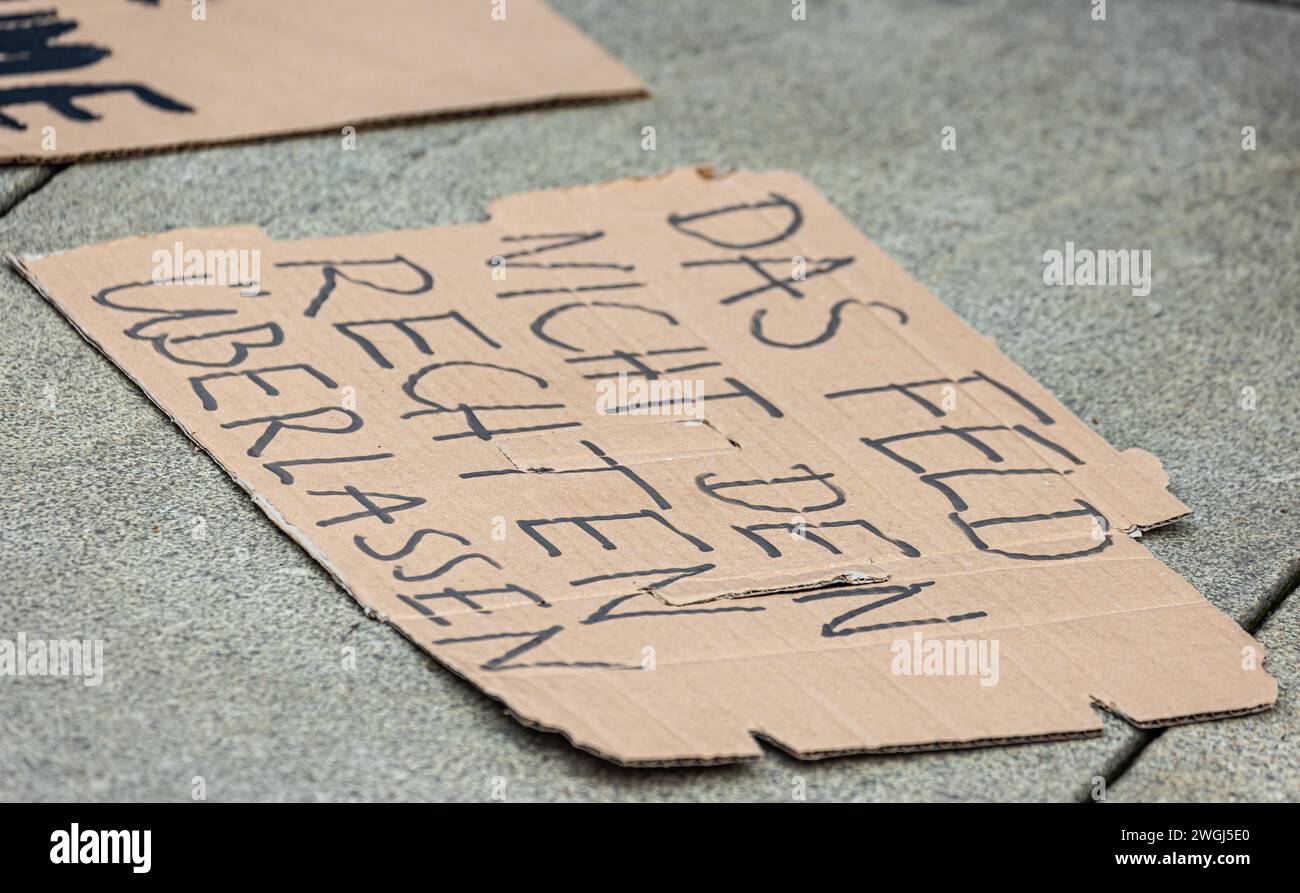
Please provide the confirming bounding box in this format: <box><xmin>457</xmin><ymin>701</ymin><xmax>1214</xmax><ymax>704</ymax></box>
<box><xmin>0</xmin><ymin>0</ymin><xmax>645</xmax><ymax>161</ymax></box>
<box><xmin>14</xmin><ymin>168</ymin><xmax>1275</xmax><ymax>764</ymax></box>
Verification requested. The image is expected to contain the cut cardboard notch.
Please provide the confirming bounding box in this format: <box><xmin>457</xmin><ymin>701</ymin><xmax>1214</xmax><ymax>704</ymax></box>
<box><xmin>0</xmin><ymin>0</ymin><xmax>646</xmax><ymax>162</ymax></box>
<box><xmin>14</xmin><ymin>167</ymin><xmax>1275</xmax><ymax>765</ymax></box>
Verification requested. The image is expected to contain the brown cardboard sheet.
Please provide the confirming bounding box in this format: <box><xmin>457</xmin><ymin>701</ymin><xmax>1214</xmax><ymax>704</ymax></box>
<box><xmin>13</xmin><ymin>167</ymin><xmax>1276</xmax><ymax>764</ymax></box>
<box><xmin>0</xmin><ymin>0</ymin><xmax>646</xmax><ymax>162</ymax></box>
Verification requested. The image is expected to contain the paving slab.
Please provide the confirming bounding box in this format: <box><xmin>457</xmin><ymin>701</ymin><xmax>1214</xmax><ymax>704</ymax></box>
<box><xmin>1111</xmin><ymin>564</ymin><xmax>1300</xmax><ymax>802</ymax></box>
<box><xmin>0</xmin><ymin>0</ymin><xmax>1296</xmax><ymax>801</ymax></box>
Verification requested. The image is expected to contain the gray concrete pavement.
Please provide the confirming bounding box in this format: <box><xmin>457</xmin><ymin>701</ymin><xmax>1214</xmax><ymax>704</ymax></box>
<box><xmin>0</xmin><ymin>0</ymin><xmax>1297</xmax><ymax>801</ymax></box>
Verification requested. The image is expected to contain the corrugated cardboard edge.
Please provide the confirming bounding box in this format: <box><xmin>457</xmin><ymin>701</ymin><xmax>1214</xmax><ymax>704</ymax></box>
<box><xmin>500</xmin><ymin>701</ymin><xmax>1278</xmax><ymax>768</ymax></box>
<box><xmin>0</xmin><ymin>90</ymin><xmax>649</xmax><ymax>165</ymax></box>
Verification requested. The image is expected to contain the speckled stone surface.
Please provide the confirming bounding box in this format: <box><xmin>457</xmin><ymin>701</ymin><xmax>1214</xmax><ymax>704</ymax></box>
<box><xmin>0</xmin><ymin>168</ymin><xmax>52</xmax><ymax>214</ymax></box>
<box><xmin>0</xmin><ymin>0</ymin><xmax>1296</xmax><ymax>801</ymax></box>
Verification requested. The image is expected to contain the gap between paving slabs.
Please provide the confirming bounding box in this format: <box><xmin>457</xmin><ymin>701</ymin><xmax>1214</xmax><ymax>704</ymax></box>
<box><xmin>0</xmin><ymin>165</ymin><xmax>62</xmax><ymax>217</ymax></box>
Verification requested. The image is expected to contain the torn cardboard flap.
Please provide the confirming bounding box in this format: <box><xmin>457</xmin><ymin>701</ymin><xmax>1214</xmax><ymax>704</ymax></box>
<box><xmin>0</xmin><ymin>0</ymin><xmax>646</xmax><ymax>162</ymax></box>
<box><xmin>14</xmin><ymin>167</ymin><xmax>1275</xmax><ymax>765</ymax></box>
